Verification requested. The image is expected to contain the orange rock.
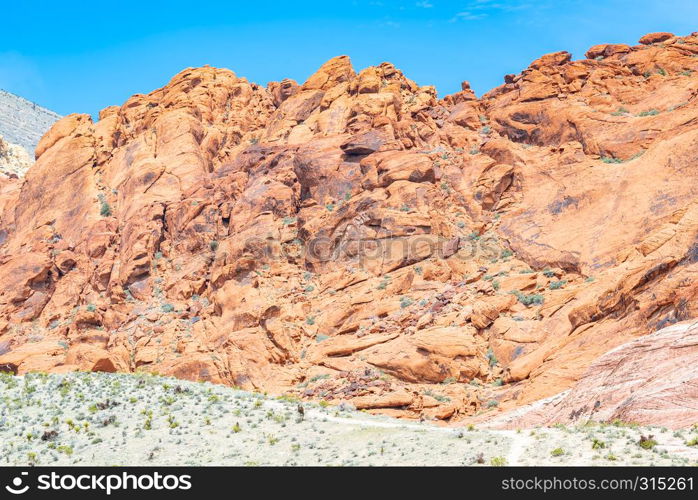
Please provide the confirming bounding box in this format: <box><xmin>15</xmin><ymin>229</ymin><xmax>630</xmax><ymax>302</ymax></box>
<box><xmin>491</xmin><ymin>321</ymin><xmax>698</xmax><ymax>429</ymax></box>
<box><xmin>65</xmin><ymin>344</ymin><xmax>122</xmax><ymax>372</ymax></box>
<box><xmin>639</xmin><ymin>32</ymin><xmax>674</xmax><ymax>45</ymax></box>
<box><xmin>585</xmin><ymin>43</ymin><xmax>631</xmax><ymax>59</ymax></box>
<box><xmin>351</xmin><ymin>390</ymin><xmax>414</xmax><ymax>409</ymax></box>
<box><xmin>1</xmin><ymin>34</ymin><xmax>698</xmax><ymax>426</ymax></box>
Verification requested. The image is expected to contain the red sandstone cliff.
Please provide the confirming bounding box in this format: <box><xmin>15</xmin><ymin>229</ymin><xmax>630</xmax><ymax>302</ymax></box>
<box><xmin>1</xmin><ymin>31</ymin><xmax>697</xmax><ymax>426</ymax></box>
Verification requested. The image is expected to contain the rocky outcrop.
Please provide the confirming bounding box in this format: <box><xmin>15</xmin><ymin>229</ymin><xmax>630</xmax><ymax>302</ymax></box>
<box><xmin>1</xmin><ymin>32</ymin><xmax>698</xmax><ymax>426</ymax></box>
<box><xmin>0</xmin><ymin>89</ymin><xmax>61</xmax><ymax>157</ymax></box>
<box><xmin>0</xmin><ymin>135</ymin><xmax>32</xmax><ymax>177</ymax></box>
<box><xmin>485</xmin><ymin>320</ymin><xmax>698</xmax><ymax>429</ymax></box>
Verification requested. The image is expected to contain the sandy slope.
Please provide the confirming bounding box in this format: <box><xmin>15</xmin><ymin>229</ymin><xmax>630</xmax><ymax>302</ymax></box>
<box><xmin>0</xmin><ymin>372</ymin><xmax>696</xmax><ymax>466</ymax></box>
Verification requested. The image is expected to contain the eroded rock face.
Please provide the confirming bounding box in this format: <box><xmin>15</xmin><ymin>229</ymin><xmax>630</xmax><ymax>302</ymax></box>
<box><xmin>485</xmin><ymin>320</ymin><xmax>698</xmax><ymax>429</ymax></box>
<box><xmin>1</xmin><ymin>32</ymin><xmax>698</xmax><ymax>425</ymax></box>
<box><xmin>0</xmin><ymin>135</ymin><xmax>32</xmax><ymax>178</ymax></box>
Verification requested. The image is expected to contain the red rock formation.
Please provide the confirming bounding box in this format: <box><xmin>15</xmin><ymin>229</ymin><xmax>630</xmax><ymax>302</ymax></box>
<box><xmin>1</xmin><ymin>32</ymin><xmax>698</xmax><ymax>426</ymax></box>
<box><xmin>485</xmin><ymin>320</ymin><xmax>698</xmax><ymax>429</ymax></box>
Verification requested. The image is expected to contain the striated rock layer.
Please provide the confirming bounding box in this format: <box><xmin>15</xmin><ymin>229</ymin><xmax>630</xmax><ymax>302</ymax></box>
<box><xmin>0</xmin><ymin>89</ymin><xmax>61</xmax><ymax>157</ymax></box>
<box><xmin>1</xmin><ymin>32</ymin><xmax>698</xmax><ymax>426</ymax></box>
<box><xmin>484</xmin><ymin>320</ymin><xmax>698</xmax><ymax>429</ymax></box>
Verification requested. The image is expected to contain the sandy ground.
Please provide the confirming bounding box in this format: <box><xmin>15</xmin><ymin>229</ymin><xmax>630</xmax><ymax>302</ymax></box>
<box><xmin>0</xmin><ymin>372</ymin><xmax>696</xmax><ymax>466</ymax></box>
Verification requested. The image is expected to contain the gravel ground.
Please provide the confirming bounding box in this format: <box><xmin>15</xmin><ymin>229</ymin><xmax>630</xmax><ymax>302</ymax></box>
<box><xmin>1</xmin><ymin>372</ymin><xmax>696</xmax><ymax>466</ymax></box>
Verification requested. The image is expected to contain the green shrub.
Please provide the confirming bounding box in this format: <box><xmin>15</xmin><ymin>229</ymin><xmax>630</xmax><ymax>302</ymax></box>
<box><xmin>512</xmin><ymin>291</ymin><xmax>544</xmax><ymax>306</ymax></box>
<box><xmin>549</xmin><ymin>280</ymin><xmax>567</xmax><ymax>290</ymax></box>
<box><xmin>486</xmin><ymin>348</ymin><xmax>498</xmax><ymax>367</ymax></box>
<box><xmin>639</xmin><ymin>435</ymin><xmax>657</xmax><ymax>450</ymax></box>
<box><xmin>423</xmin><ymin>390</ymin><xmax>450</xmax><ymax>403</ymax></box>
<box><xmin>100</xmin><ymin>200</ymin><xmax>112</xmax><ymax>217</ymax></box>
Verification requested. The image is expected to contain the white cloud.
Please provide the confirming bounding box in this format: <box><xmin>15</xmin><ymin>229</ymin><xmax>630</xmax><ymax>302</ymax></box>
<box><xmin>449</xmin><ymin>0</ymin><xmax>553</xmax><ymax>21</ymax></box>
<box><xmin>452</xmin><ymin>10</ymin><xmax>487</xmax><ymax>21</ymax></box>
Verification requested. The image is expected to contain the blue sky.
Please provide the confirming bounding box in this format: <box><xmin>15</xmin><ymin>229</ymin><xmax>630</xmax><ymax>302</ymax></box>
<box><xmin>1</xmin><ymin>1</ymin><xmax>696</xmax><ymax>116</ymax></box>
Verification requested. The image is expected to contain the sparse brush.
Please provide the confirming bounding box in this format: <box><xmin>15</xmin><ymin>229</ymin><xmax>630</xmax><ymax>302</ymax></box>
<box><xmin>639</xmin><ymin>434</ymin><xmax>657</xmax><ymax>450</ymax></box>
<box><xmin>592</xmin><ymin>438</ymin><xmax>606</xmax><ymax>449</ymax></box>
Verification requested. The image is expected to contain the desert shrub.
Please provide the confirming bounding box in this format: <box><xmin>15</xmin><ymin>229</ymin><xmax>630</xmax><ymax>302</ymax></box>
<box><xmin>592</xmin><ymin>438</ymin><xmax>606</xmax><ymax>449</ymax></box>
<box><xmin>100</xmin><ymin>200</ymin><xmax>112</xmax><ymax>217</ymax></box>
<box><xmin>639</xmin><ymin>434</ymin><xmax>657</xmax><ymax>450</ymax></box>
<box><xmin>512</xmin><ymin>291</ymin><xmax>544</xmax><ymax>306</ymax></box>
<box><xmin>486</xmin><ymin>348</ymin><xmax>498</xmax><ymax>366</ymax></box>
<box><xmin>423</xmin><ymin>390</ymin><xmax>450</xmax><ymax>403</ymax></box>
<box><xmin>549</xmin><ymin>280</ymin><xmax>567</xmax><ymax>290</ymax></box>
